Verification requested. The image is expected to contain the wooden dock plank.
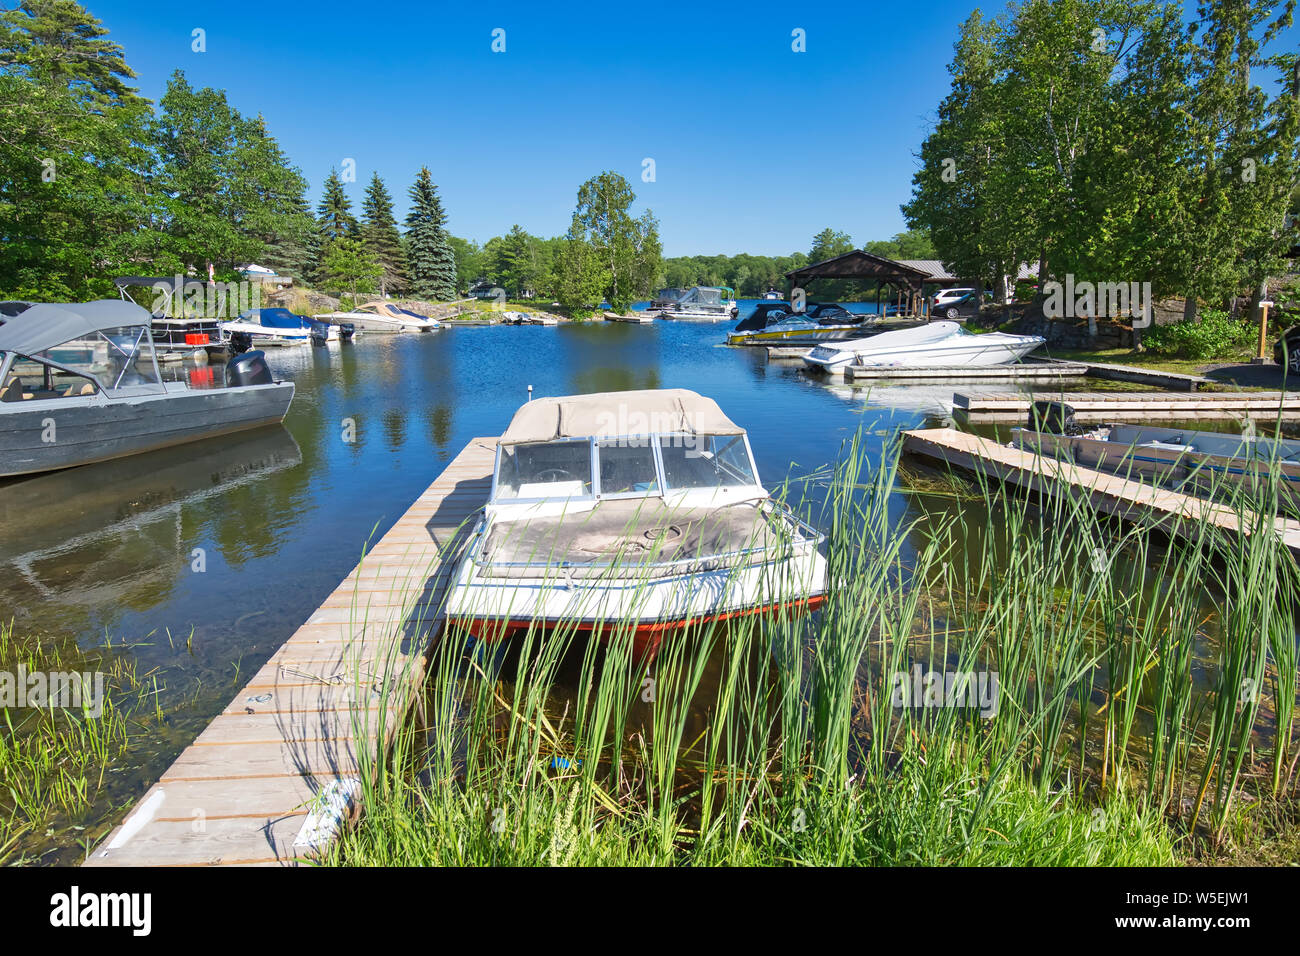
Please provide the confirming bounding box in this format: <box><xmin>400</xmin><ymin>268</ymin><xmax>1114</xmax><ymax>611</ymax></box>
<box><xmin>954</xmin><ymin>390</ymin><xmax>1300</xmax><ymax>422</ymax></box>
<box><xmin>902</xmin><ymin>427</ymin><xmax>1300</xmax><ymax>551</ymax></box>
<box><xmin>84</xmin><ymin>436</ymin><xmax>497</xmax><ymax>867</ymax></box>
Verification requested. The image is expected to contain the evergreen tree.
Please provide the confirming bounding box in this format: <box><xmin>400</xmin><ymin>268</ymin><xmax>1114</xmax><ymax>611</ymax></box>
<box><xmin>404</xmin><ymin>167</ymin><xmax>457</xmax><ymax>300</ymax></box>
<box><xmin>310</xmin><ymin>168</ymin><xmax>356</xmax><ymax>285</ymax></box>
<box><xmin>361</xmin><ymin>172</ymin><xmax>407</xmax><ymax>296</ymax></box>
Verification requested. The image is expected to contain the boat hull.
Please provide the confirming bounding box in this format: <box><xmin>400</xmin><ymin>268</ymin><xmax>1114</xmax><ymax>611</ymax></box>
<box><xmin>727</xmin><ymin>322</ymin><xmax>868</xmax><ymax>346</ymax></box>
<box><xmin>445</xmin><ymin>522</ymin><xmax>828</xmax><ymax>656</ymax></box>
<box><xmin>0</xmin><ymin>382</ymin><xmax>295</xmax><ymax>476</ymax></box>
<box><xmin>450</xmin><ymin>594</ymin><xmax>827</xmax><ymax>657</ymax></box>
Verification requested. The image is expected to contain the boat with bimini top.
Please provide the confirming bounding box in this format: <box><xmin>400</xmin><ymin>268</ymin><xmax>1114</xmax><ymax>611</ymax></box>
<box><xmin>0</xmin><ymin>300</ymin><xmax>295</xmax><ymax>476</ymax></box>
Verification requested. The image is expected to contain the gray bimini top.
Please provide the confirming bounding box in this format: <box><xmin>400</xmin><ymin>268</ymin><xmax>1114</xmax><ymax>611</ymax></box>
<box><xmin>0</xmin><ymin>300</ymin><xmax>154</xmax><ymax>357</ymax></box>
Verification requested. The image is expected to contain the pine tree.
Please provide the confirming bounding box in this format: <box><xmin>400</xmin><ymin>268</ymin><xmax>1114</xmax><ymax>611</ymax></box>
<box><xmin>361</xmin><ymin>172</ymin><xmax>407</xmax><ymax>296</ymax></box>
<box><xmin>404</xmin><ymin>167</ymin><xmax>457</xmax><ymax>300</ymax></box>
<box><xmin>310</xmin><ymin>168</ymin><xmax>356</xmax><ymax>284</ymax></box>
<box><xmin>316</xmin><ymin>169</ymin><xmax>357</xmax><ymax>243</ymax></box>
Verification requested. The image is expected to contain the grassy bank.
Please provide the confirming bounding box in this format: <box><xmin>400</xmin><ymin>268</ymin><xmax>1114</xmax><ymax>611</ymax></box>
<box><xmin>323</xmin><ymin>433</ymin><xmax>1298</xmax><ymax>866</ymax></box>
<box><xmin>0</xmin><ymin>622</ymin><xmax>165</xmax><ymax>864</ymax></box>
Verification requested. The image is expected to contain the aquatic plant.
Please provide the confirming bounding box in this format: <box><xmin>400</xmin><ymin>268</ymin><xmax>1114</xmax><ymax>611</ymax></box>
<box><xmin>318</xmin><ymin>424</ymin><xmax>1300</xmax><ymax>866</ymax></box>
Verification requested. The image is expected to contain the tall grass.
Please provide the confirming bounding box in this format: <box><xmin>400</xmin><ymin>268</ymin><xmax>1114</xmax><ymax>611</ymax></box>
<box><xmin>0</xmin><ymin>620</ymin><xmax>158</xmax><ymax>863</ymax></box>
<box><xmin>319</xmin><ymin>423</ymin><xmax>1300</xmax><ymax>866</ymax></box>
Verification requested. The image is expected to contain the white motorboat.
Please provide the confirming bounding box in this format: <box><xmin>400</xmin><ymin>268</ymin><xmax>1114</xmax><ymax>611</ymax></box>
<box><xmin>651</xmin><ymin>286</ymin><xmax>739</xmax><ymax>321</ymax></box>
<box><xmin>314</xmin><ymin>301</ymin><xmax>442</xmax><ymax>333</ymax></box>
<box><xmin>219</xmin><ymin>307</ymin><xmax>353</xmax><ymax>352</ymax></box>
<box><xmin>444</xmin><ymin>388</ymin><xmax>828</xmax><ymax>656</ymax></box>
<box><xmin>802</xmin><ymin>321</ymin><xmax>1044</xmax><ymax>373</ymax></box>
<box><xmin>0</xmin><ymin>300</ymin><xmax>295</xmax><ymax>476</ymax></box>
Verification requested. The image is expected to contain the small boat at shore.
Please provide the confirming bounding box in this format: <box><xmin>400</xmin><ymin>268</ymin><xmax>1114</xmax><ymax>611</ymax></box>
<box><xmin>314</xmin><ymin>301</ymin><xmax>441</xmax><ymax>333</ymax></box>
<box><xmin>444</xmin><ymin>388</ymin><xmax>827</xmax><ymax>654</ymax></box>
<box><xmin>220</xmin><ymin>307</ymin><xmax>353</xmax><ymax>352</ymax></box>
<box><xmin>1014</xmin><ymin>404</ymin><xmax>1300</xmax><ymax>503</ymax></box>
<box><xmin>0</xmin><ymin>300</ymin><xmax>295</xmax><ymax>477</ymax></box>
<box><xmin>803</xmin><ymin>321</ymin><xmax>1044</xmax><ymax>373</ymax></box>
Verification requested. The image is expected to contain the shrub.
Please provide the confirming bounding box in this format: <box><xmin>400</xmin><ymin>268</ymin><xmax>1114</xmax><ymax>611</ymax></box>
<box><xmin>1141</xmin><ymin>308</ymin><xmax>1257</xmax><ymax>359</ymax></box>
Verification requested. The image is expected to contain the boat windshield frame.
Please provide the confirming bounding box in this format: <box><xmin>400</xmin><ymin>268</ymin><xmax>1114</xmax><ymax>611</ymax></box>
<box><xmin>489</xmin><ymin>431</ymin><xmax>763</xmax><ymax>505</ymax></box>
<box><xmin>0</xmin><ymin>322</ymin><xmax>162</xmax><ymax>396</ymax></box>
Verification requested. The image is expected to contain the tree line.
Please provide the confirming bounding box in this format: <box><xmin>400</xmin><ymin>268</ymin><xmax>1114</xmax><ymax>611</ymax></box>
<box><xmin>0</xmin><ymin>1</ymin><xmax>464</xmax><ymax>304</ymax></box>
<box><xmin>1</xmin><ymin>0</ymin><xmax>941</xmax><ymax>314</ymax></box>
<box><xmin>904</xmin><ymin>0</ymin><xmax>1299</xmax><ymax>320</ymax></box>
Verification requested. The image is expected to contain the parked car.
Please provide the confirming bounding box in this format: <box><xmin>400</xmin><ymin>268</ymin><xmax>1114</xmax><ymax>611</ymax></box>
<box><xmin>930</xmin><ymin>288</ymin><xmax>990</xmax><ymax>319</ymax></box>
<box><xmin>1273</xmin><ymin>325</ymin><xmax>1300</xmax><ymax>373</ymax></box>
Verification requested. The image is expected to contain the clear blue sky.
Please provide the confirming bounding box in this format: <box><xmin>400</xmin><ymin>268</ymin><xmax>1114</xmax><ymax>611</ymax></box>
<box><xmin>85</xmin><ymin>0</ymin><xmax>1295</xmax><ymax>258</ymax></box>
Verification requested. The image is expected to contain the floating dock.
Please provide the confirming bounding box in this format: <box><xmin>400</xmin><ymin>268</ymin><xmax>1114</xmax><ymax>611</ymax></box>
<box><xmin>954</xmin><ymin>390</ymin><xmax>1300</xmax><ymax>422</ymax></box>
<box><xmin>846</xmin><ymin>361</ymin><xmax>1086</xmax><ymax>384</ymax></box>
<box><xmin>902</xmin><ymin>427</ymin><xmax>1300</xmax><ymax>552</ymax></box>
<box><xmin>1051</xmin><ymin>358</ymin><xmax>1210</xmax><ymax>392</ymax></box>
<box><xmin>84</xmin><ymin>437</ymin><xmax>497</xmax><ymax>866</ymax></box>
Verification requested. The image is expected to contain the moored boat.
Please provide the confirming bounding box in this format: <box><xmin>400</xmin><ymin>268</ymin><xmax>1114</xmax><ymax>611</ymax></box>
<box><xmin>444</xmin><ymin>388</ymin><xmax>828</xmax><ymax>654</ymax></box>
<box><xmin>803</xmin><ymin>321</ymin><xmax>1044</xmax><ymax>373</ymax></box>
<box><xmin>651</xmin><ymin>286</ymin><xmax>739</xmax><ymax>321</ymax></box>
<box><xmin>0</xmin><ymin>300</ymin><xmax>295</xmax><ymax>476</ymax></box>
<box><xmin>1013</xmin><ymin>404</ymin><xmax>1300</xmax><ymax>503</ymax></box>
<box><xmin>727</xmin><ymin>301</ymin><xmax>876</xmax><ymax>346</ymax></box>
<box><xmin>220</xmin><ymin>307</ymin><xmax>352</xmax><ymax>352</ymax></box>
<box><xmin>314</xmin><ymin>301</ymin><xmax>441</xmax><ymax>333</ymax></box>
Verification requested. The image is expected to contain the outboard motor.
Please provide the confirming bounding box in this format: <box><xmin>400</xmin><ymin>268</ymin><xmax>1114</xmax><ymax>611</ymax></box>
<box><xmin>308</xmin><ymin>320</ymin><xmax>330</xmax><ymax>346</ymax></box>
<box><xmin>226</xmin><ymin>349</ymin><xmax>274</xmax><ymax>387</ymax></box>
<box><xmin>337</xmin><ymin>321</ymin><xmax>355</xmax><ymax>342</ymax></box>
<box><xmin>1027</xmin><ymin>400</ymin><xmax>1084</xmax><ymax>436</ymax></box>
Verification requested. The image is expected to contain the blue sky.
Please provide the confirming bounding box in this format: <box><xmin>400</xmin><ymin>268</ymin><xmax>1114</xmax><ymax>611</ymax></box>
<box><xmin>86</xmin><ymin>0</ymin><xmax>1296</xmax><ymax>258</ymax></box>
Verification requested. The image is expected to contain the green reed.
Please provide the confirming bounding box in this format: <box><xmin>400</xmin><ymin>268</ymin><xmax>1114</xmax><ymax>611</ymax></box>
<box><xmin>324</xmin><ymin>426</ymin><xmax>1300</xmax><ymax>866</ymax></box>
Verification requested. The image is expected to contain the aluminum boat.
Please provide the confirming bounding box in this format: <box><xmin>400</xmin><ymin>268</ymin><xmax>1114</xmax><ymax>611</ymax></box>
<box><xmin>0</xmin><ymin>300</ymin><xmax>295</xmax><ymax>476</ymax></box>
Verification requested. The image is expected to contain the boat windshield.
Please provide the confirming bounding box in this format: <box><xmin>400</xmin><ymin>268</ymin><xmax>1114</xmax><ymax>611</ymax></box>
<box><xmin>496</xmin><ymin>439</ymin><xmax>594</xmax><ymax>500</ymax></box>
<box><xmin>658</xmin><ymin>434</ymin><xmax>756</xmax><ymax>489</ymax></box>
<box><xmin>493</xmin><ymin>433</ymin><xmax>759</xmax><ymax>502</ymax></box>
<box><xmin>25</xmin><ymin>324</ymin><xmax>158</xmax><ymax>391</ymax></box>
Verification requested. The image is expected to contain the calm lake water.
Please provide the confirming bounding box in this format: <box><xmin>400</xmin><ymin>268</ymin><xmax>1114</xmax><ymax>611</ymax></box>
<box><xmin>0</xmin><ymin>312</ymin><xmax>1229</xmax><ymax>862</ymax></box>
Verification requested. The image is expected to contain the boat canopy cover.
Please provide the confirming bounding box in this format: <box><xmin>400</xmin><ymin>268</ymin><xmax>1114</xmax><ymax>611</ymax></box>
<box><xmin>840</xmin><ymin>320</ymin><xmax>964</xmax><ymax>351</ymax></box>
<box><xmin>242</xmin><ymin>308</ymin><xmax>308</xmax><ymax>329</ymax></box>
<box><xmin>0</xmin><ymin>300</ymin><xmax>152</xmax><ymax>356</ymax></box>
<box><xmin>500</xmin><ymin>389</ymin><xmax>744</xmax><ymax>445</ymax></box>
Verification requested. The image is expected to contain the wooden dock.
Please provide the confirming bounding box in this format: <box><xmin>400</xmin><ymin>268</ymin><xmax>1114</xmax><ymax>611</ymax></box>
<box><xmin>954</xmin><ymin>390</ymin><xmax>1300</xmax><ymax>422</ymax></box>
<box><xmin>846</xmin><ymin>361</ymin><xmax>1086</xmax><ymax>383</ymax></box>
<box><xmin>84</xmin><ymin>437</ymin><xmax>497</xmax><ymax>866</ymax></box>
<box><xmin>902</xmin><ymin>427</ymin><xmax>1300</xmax><ymax>552</ymax></box>
<box><xmin>1060</xmin><ymin>359</ymin><xmax>1210</xmax><ymax>392</ymax></box>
